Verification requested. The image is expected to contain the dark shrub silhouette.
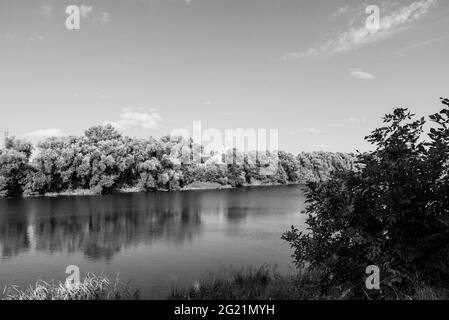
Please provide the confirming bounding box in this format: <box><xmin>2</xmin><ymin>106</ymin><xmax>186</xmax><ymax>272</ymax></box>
<box><xmin>283</xmin><ymin>98</ymin><xmax>449</xmax><ymax>297</ymax></box>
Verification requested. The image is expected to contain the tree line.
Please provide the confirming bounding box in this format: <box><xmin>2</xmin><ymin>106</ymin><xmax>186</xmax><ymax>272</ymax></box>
<box><xmin>0</xmin><ymin>125</ymin><xmax>359</xmax><ymax>197</ymax></box>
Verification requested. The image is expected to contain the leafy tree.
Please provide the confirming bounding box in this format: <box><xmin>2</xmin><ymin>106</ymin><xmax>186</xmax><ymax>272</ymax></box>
<box><xmin>279</xmin><ymin>151</ymin><xmax>299</xmax><ymax>182</ymax></box>
<box><xmin>85</xmin><ymin>125</ymin><xmax>122</xmax><ymax>143</ymax></box>
<box><xmin>283</xmin><ymin>98</ymin><xmax>449</xmax><ymax>297</ymax></box>
<box><xmin>0</xmin><ymin>124</ymin><xmax>357</xmax><ymax>197</ymax></box>
<box><xmin>4</xmin><ymin>136</ymin><xmax>33</xmax><ymax>159</ymax></box>
<box><xmin>0</xmin><ymin>150</ymin><xmax>30</xmax><ymax>197</ymax></box>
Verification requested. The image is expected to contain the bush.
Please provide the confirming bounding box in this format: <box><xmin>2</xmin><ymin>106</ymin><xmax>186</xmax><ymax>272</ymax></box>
<box><xmin>283</xmin><ymin>98</ymin><xmax>449</xmax><ymax>298</ymax></box>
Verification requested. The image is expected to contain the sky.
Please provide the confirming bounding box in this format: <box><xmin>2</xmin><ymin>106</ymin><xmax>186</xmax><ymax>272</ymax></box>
<box><xmin>0</xmin><ymin>0</ymin><xmax>448</xmax><ymax>153</ymax></box>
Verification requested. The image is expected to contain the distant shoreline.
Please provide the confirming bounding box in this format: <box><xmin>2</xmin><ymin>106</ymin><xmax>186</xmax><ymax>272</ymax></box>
<box><xmin>21</xmin><ymin>181</ymin><xmax>304</xmax><ymax>199</ymax></box>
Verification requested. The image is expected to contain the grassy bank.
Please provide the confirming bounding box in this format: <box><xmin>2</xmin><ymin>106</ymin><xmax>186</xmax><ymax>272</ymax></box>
<box><xmin>169</xmin><ymin>265</ymin><xmax>449</xmax><ymax>300</ymax></box>
<box><xmin>2</xmin><ymin>267</ymin><xmax>448</xmax><ymax>300</ymax></box>
<box><xmin>22</xmin><ymin>182</ymin><xmax>301</xmax><ymax>198</ymax></box>
<box><xmin>169</xmin><ymin>265</ymin><xmax>332</xmax><ymax>300</ymax></box>
<box><xmin>1</xmin><ymin>274</ymin><xmax>139</xmax><ymax>300</ymax></box>
<box><xmin>42</xmin><ymin>183</ymin><xmax>232</xmax><ymax>197</ymax></box>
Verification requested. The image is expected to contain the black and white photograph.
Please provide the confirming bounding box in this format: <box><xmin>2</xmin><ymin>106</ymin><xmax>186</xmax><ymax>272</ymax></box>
<box><xmin>0</xmin><ymin>0</ymin><xmax>449</xmax><ymax>310</ymax></box>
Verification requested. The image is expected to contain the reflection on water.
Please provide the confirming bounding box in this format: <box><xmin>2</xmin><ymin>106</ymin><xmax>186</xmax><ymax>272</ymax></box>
<box><xmin>1</xmin><ymin>193</ymin><xmax>205</xmax><ymax>260</ymax></box>
<box><xmin>0</xmin><ymin>185</ymin><xmax>306</xmax><ymax>298</ymax></box>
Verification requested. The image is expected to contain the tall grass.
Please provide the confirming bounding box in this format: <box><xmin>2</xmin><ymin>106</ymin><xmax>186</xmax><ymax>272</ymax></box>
<box><xmin>3</xmin><ymin>267</ymin><xmax>447</xmax><ymax>300</ymax></box>
<box><xmin>169</xmin><ymin>264</ymin><xmax>328</xmax><ymax>300</ymax></box>
<box><xmin>169</xmin><ymin>264</ymin><xmax>449</xmax><ymax>300</ymax></box>
<box><xmin>1</xmin><ymin>274</ymin><xmax>139</xmax><ymax>300</ymax></box>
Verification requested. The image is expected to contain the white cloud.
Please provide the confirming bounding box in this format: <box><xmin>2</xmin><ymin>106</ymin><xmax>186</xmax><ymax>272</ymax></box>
<box><xmin>330</xmin><ymin>122</ymin><xmax>344</xmax><ymax>128</ymax></box>
<box><xmin>333</xmin><ymin>5</ymin><xmax>350</xmax><ymax>18</ymax></box>
<box><xmin>306</xmin><ymin>144</ymin><xmax>336</xmax><ymax>149</ymax></box>
<box><xmin>351</xmin><ymin>69</ymin><xmax>375</xmax><ymax>80</ymax></box>
<box><xmin>77</xmin><ymin>7</ymin><xmax>110</xmax><ymax>27</ymax></box>
<box><xmin>36</xmin><ymin>3</ymin><xmax>53</xmax><ymax>18</ymax></box>
<box><xmin>28</xmin><ymin>35</ymin><xmax>45</xmax><ymax>41</ymax></box>
<box><xmin>396</xmin><ymin>35</ymin><xmax>449</xmax><ymax>56</ymax></box>
<box><xmin>299</xmin><ymin>144</ymin><xmax>338</xmax><ymax>152</ymax></box>
<box><xmin>284</xmin><ymin>0</ymin><xmax>438</xmax><ymax>59</ymax></box>
<box><xmin>98</xmin><ymin>93</ymin><xmax>109</xmax><ymax>100</ymax></box>
<box><xmin>27</xmin><ymin>129</ymin><xmax>65</xmax><ymax>137</ymax></box>
<box><xmin>99</xmin><ymin>12</ymin><xmax>111</xmax><ymax>26</ymax></box>
<box><xmin>105</xmin><ymin>106</ymin><xmax>163</xmax><ymax>130</ymax></box>
<box><xmin>222</xmin><ymin>111</ymin><xmax>241</xmax><ymax>117</ymax></box>
<box><xmin>301</xmin><ymin>128</ymin><xmax>325</xmax><ymax>134</ymax></box>
<box><xmin>80</xmin><ymin>5</ymin><xmax>93</xmax><ymax>18</ymax></box>
<box><xmin>348</xmin><ymin>117</ymin><xmax>368</xmax><ymax>124</ymax></box>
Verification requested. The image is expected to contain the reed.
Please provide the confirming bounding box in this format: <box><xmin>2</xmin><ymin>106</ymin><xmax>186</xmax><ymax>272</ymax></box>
<box><xmin>1</xmin><ymin>273</ymin><xmax>139</xmax><ymax>300</ymax></box>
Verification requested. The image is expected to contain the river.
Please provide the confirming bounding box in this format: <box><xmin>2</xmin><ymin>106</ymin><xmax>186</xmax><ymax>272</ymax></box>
<box><xmin>0</xmin><ymin>185</ymin><xmax>307</xmax><ymax>299</ymax></box>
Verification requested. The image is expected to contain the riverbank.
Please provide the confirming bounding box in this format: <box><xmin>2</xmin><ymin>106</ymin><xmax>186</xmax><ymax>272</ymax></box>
<box><xmin>4</xmin><ymin>267</ymin><xmax>447</xmax><ymax>300</ymax></box>
<box><xmin>169</xmin><ymin>265</ymin><xmax>449</xmax><ymax>300</ymax></box>
<box><xmin>20</xmin><ymin>181</ymin><xmax>303</xmax><ymax>198</ymax></box>
<box><xmin>1</xmin><ymin>274</ymin><xmax>139</xmax><ymax>300</ymax></box>
<box><xmin>1</xmin><ymin>130</ymin><xmax>357</xmax><ymax>199</ymax></box>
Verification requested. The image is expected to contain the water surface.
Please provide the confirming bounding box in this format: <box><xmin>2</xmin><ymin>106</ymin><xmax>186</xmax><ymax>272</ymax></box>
<box><xmin>0</xmin><ymin>185</ymin><xmax>307</xmax><ymax>298</ymax></box>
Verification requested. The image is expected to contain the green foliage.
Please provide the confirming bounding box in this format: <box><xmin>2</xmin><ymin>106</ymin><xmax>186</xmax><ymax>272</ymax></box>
<box><xmin>0</xmin><ymin>137</ymin><xmax>32</xmax><ymax>197</ymax></box>
<box><xmin>84</xmin><ymin>124</ymin><xmax>122</xmax><ymax>143</ymax></box>
<box><xmin>278</xmin><ymin>151</ymin><xmax>299</xmax><ymax>181</ymax></box>
<box><xmin>0</xmin><ymin>151</ymin><xmax>29</xmax><ymax>197</ymax></box>
<box><xmin>0</xmin><ymin>125</ymin><xmax>357</xmax><ymax>197</ymax></box>
<box><xmin>283</xmin><ymin>98</ymin><xmax>449</xmax><ymax>297</ymax></box>
<box><xmin>4</xmin><ymin>136</ymin><xmax>33</xmax><ymax>159</ymax></box>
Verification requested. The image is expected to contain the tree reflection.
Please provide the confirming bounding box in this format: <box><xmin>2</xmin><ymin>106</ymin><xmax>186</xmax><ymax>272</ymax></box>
<box><xmin>0</xmin><ymin>187</ymin><xmax>299</xmax><ymax>261</ymax></box>
<box><xmin>0</xmin><ymin>192</ymin><xmax>204</xmax><ymax>261</ymax></box>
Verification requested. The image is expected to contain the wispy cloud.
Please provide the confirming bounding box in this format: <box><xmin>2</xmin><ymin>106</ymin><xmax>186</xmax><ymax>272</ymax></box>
<box><xmin>301</xmin><ymin>144</ymin><xmax>338</xmax><ymax>151</ymax></box>
<box><xmin>98</xmin><ymin>93</ymin><xmax>109</xmax><ymax>100</ymax></box>
<box><xmin>28</xmin><ymin>35</ymin><xmax>45</xmax><ymax>41</ymax></box>
<box><xmin>105</xmin><ymin>106</ymin><xmax>163</xmax><ymax>130</ymax></box>
<box><xmin>80</xmin><ymin>5</ymin><xmax>93</xmax><ymax>19</ymax></box>
<box><xmin>348</xmin><ymin>117</ymin><xmax>368</xmax><ymax>124</ymax></box>
<box><xmin>330</xmin><ymin>122</ymin><xmax>344</xmax><ymax>128</ymax></box>
<box><xmin>78</xmin><ymin>6</ymin><xmax>110</xmax><ymax>26</ymax></box>
<box><xmin>284</xmin><ymin>0</ymin><xmax>438</xmax><ymax>59</ymax></box>
<box><xmin>396</xmin><ymin>35</ymin><xmax>449</xmax><ymax>56</ymax></box>
<box><xmin>301</xmin><ymin>128</ymin><xmax>325</xmax><ymax>134</ymax></box>
<box><xmin>27</xmin><ymin>129</ymin><xmax>65</xmax><ymax>137</ymax></box>
<box><xmin>333</xmin><ymin>5</ymin><xmax>350</xmax><ymax>18</ymax></box>
<box><xmin>350</xmin><ymin>69</ymin><xmax>375</xmax><ymax>80</ymax></box>
<box><xmin>35</xmin><ymin>3</ymin><xmax>53</xmax><ymax>19</ymax></box>
<box><xmin>98</xmin><ymin>12</ymin><xmax>111</xmax><ymax>26</ymax></box>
